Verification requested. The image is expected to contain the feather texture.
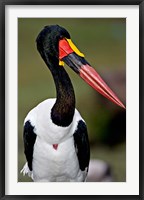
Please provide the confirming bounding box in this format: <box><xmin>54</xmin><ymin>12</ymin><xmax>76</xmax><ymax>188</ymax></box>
<box><xmin>21</xmin><ymin>98</ymin><xmax>89</xmax><ymax>182</ymax></box>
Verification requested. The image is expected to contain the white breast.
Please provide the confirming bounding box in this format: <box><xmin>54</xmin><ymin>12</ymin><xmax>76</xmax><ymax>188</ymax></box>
<box><xmin>24</xmin><ymin>98</ymin><xmax>86</xmax><ymax>182</ymax></box>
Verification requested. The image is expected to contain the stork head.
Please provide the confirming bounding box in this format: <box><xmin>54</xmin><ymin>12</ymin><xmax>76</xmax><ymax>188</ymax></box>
<box><xmin>36</xmin><ymin>25</ymin><xmax>125</xmax><ymax>109</ymax></box>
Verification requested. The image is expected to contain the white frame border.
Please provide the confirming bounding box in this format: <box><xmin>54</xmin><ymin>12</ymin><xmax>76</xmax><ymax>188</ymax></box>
<box><xmin>5</xmin><ymin>5</ymin><xmax>139</xmax><ymax>195</ymax></box>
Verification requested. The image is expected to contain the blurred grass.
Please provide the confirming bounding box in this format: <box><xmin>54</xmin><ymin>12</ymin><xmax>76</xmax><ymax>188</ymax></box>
<box><xmin>18</xmin><ymin>18</ymin><xmax>126</xmax><ymax>182</ymax></box>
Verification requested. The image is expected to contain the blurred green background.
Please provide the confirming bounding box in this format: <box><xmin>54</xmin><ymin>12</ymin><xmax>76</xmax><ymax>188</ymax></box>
<box><xmin>18</xmin><ymin>18</ymin><xmax>126</xmax><ymax>182</ymax></box>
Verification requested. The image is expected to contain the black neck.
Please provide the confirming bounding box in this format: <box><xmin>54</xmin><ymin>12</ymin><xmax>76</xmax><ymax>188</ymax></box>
<box><xmin>44</xmin><ymin>55</ymin><xmax>76</xmax><ymax>127</ymax></box>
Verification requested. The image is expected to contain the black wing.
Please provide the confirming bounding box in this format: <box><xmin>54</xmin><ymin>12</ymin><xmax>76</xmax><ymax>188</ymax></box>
<box><xmin>23</xmin><ymin>120</ymin><xmax>37</xmax><ymax>171</ymax></box>
<box><xmin>73</xmin><ymin>120</ymin><xmax>90</xmax><ymax>171</ymax></box>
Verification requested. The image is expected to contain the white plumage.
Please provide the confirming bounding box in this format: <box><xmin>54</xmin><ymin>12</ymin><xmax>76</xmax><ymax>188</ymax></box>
<box><xmin>21</xmin><ymin>98</ymin><xmax>87</xmax><ymax>182</ymax></box>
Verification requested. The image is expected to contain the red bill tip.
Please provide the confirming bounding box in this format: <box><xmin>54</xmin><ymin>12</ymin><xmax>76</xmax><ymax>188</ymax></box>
<box><xmin>80</xmin><ymin>64</ymin><xmax>125</xmax><ymax>109</ymax></box>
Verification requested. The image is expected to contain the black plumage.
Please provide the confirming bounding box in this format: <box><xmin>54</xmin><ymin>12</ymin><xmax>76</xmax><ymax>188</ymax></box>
<box><xmin>23</xmin><ymin>120</ymin><xmax>37</xmax><ymax>171</ymax></box>
<box><xmin>73</xmin><ymin>120</ymin><xmax>90</xmax><ymax>171</ymax></box>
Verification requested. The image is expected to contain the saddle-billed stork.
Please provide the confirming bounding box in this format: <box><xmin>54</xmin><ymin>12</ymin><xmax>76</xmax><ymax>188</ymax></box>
<box><xmin>21</xmin><ymin>25</ymin><xmax>125</xmax><ymax>182</ymax></box>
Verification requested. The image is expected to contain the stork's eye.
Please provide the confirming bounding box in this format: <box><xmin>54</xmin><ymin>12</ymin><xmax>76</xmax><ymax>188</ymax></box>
<box><xmin>59</xmin><ymin>35</ymin><xmax>64</xmax><ymax>39</ymax></box>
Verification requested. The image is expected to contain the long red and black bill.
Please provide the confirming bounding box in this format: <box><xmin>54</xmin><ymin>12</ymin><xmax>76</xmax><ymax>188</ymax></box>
<box><xmin>80</xmin><ymin>64</ymin><xmax>125</xmax><ymax>108</ymax></box>
<box><xmin>59</xmin><ymin>39</ymin><xmax>125</xmax><ymax>109</ymax></box>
